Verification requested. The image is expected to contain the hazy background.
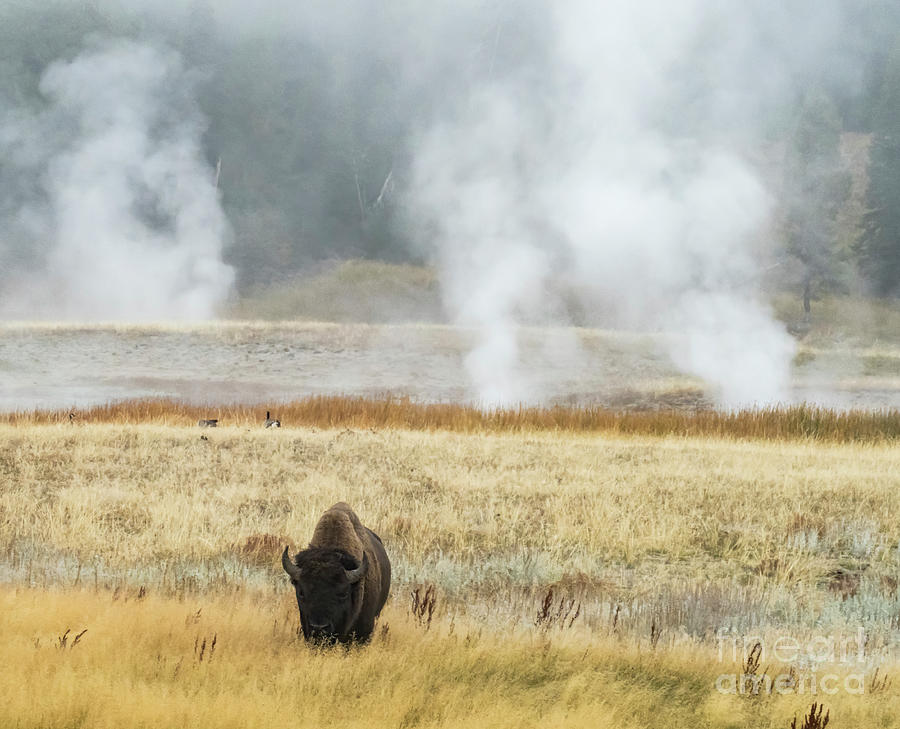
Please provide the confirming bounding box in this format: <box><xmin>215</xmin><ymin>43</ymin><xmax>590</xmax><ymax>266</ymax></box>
<box><xmin>2</xmin><ymin>0</ymin><xmax>900</xmax><ymax>407</ymax></box>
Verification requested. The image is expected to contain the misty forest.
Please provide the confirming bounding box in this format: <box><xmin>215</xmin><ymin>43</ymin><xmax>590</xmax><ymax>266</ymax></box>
<box><xmin>6</xmin><ymin>3</ymin><xmax>900</xmax><ymax>729</ymax></box>
<box><xmin>2</xmin><ymin>1</ymin><xmax>900</xmax><ymax>309</ymax></box>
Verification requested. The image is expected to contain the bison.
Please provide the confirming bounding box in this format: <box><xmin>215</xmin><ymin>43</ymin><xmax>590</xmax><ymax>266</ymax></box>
<box><xmin>282</xmin><ymin>502</ymin><xmax>390</xmax><ymax>643</ymax></box>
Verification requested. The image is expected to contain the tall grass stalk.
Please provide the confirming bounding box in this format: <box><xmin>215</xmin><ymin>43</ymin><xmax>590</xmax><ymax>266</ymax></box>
<box><xmin>4</xmin><ymin>396</ymin><xmax>900</xmax><ymax>442</ymax></box>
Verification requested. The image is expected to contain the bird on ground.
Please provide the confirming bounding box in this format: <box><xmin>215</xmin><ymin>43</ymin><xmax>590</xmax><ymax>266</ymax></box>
<box><xmin>264</xmin><ymin>411</ymin><xmax>281</xmax><ymax>428</ymax></box>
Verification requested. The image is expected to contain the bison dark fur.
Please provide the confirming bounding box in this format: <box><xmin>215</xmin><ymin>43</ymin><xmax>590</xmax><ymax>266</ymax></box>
<box><xmin>282</xmin><ymin>502</ymin><xmax>390</xmax><ymax>644</ymax></box>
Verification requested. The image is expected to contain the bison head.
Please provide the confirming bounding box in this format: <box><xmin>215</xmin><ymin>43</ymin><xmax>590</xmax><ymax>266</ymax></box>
<box><xmin>282</xmin><ymin>546</ymin><xmax>367</xmax><ymax>642</ymax></box>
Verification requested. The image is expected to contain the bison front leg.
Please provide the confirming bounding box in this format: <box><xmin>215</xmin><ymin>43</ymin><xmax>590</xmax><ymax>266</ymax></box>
<box><xmin>351</xmin><ymin>615</ymin><xmax>376</xmax><ymax>644</ymax></box>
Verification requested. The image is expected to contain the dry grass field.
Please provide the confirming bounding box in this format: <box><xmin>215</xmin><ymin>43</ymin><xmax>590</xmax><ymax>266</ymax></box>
<box><xmin>2</xmin><ymin>412</ymin><xmax>900</xmax><ymax>727</ymax></box>
<box><xmin>5</xmin><ymin>395</ymin><xmax>900</xmax><ymax>441</ymax></box>
<box><xmin>4</xmin><ymin>586</ymin><xmax>889</xmax><ymax>729</ymax></box>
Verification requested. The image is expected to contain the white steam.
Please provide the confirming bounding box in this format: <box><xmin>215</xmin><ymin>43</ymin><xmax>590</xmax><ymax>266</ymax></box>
<box><xmin>0</xmin><ymin>39</ymin><xmax>233</xmax><ymax>320</ymax></box>
<box><xmin>408</xmin><ymin>0</ymin><xmax>834</xmax><ymax>407</ymax></box>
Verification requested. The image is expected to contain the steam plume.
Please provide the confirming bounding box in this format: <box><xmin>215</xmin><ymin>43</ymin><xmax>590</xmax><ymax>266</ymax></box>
<box><xmin>407</xmin><ymin>1</ymin><xmax>857</xmax><ymax>407</ymax></box>
<box><xmin>0</xmin><ymin>38</ymin><xmax>233</xmax><ymax>320</ymax></box>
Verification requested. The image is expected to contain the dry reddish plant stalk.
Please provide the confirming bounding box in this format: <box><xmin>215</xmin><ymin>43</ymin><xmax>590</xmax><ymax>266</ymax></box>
<box><xmin>790</xmin><ymin>702</ymin><xmax>830</xmax><ymax>729</ymax></box>
<box><xmin>535</xmin><ymin>588</ymin><xmax>581</xmax><ymax>630</ymax></box>
<box><xmin>410</xmin><ymin>585</ymin><xmax>437</xmax><ymax>630</ymax></box>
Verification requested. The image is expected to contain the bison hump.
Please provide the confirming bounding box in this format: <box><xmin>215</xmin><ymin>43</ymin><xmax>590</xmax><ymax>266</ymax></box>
<box><xmin>310</xmin><ymin>505</ymin><xmax>366</xmax><ymax>560</ymax></box>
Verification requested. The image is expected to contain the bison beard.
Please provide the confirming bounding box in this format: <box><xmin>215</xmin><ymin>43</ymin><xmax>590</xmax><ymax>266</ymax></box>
<box><xmin>282</xmin><ymin>502</ymin><xmax>391</xmax><ymax>644</ymax></box>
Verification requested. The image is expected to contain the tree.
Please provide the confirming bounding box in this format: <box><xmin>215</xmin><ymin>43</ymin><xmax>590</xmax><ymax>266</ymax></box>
<box><xmin>859</xmin><ymin>34</ymin><xmax>900</xmax><ymax>295</ymax></box>
<box><xmin>783</xmin><ymin>91</ymin><xmax>852</xmax><ymax>315</ymax></box>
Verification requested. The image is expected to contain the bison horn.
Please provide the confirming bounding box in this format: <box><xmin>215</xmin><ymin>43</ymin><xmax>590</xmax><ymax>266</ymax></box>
<box><xmin>345</xmin><ymin>553</ymin><xmax>368</xmax><ymax>584</ymax></box>
<box><xmin>282</xmin><ymin>546</ymin><xmax>301</xmax><ymax>579</ymax></box>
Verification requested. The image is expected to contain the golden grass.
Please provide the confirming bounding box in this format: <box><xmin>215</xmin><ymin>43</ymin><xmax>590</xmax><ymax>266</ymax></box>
<box><xmin>3</xmin><ymin>395</ymin><xmax>900</xmax><ymax>442</ymax></box>
<box><xmin>2</xmin><ymin>585</ymin><xmax>896</xmax><ymax>729</ymax></box>
<box><xmin>228</xmin><ymin>259</ymin><xmax>443</xmax><ymax>322</ymax></box>
<box><xmin>772</xmin><ymin>293</ymin><xmax>900</xmax><ymax>347</ymax></box>
<box><xmin>4</xmin><ymin>423</ymin><xmax>900</xmax><ymax>726</ymax></box>
<box><xmin>3</xmin><ymin>424</ymin><xmax>900</xmax><ymax>615</ymax></box>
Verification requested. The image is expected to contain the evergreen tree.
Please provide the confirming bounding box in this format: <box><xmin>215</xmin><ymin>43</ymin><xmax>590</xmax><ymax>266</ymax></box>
<box><xmin>860</xmin><ymin>35</ymin><xmax>900</xmax><ymax>295</ymax></box>
<box><xmin>783</xmin><ymin>91</ymin><xmax>852</xmax><ymax>315</ymax></box>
